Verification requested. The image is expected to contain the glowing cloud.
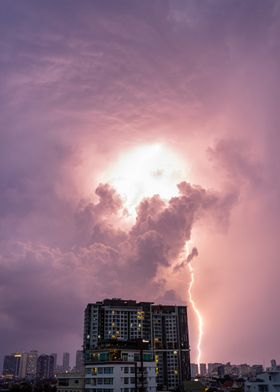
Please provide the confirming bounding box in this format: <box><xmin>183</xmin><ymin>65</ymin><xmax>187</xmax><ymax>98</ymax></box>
<box><xmin>100</xmin><ymin>144</ymin><xmax>189</xmax><ymax>215</ymax></box>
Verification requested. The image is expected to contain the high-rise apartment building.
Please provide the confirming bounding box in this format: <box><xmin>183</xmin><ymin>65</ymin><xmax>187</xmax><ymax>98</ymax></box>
<box><xmin>152</xmin><ymin>304</ymin><xmax>191</xmax><ymax>389</ymax></box>
<box><xmin>19</xmin><ymin>353</ymin><xmax>28</xmax><ymax>379</ymax></box>
<box><xmin>26</xmin><ymin>350</ymin><xmax>38</xmax><ymax>378</ymax></box>
<box><xmin>3</xmin><ymin>353</ymin><xmax>22</xmax><ymax>377</ymax></box>
<box><xmin>83</xmin><ymin>298</ymin><xmax>191</xmax><ymax>391</ymax></box>
<box><xmin>37</xmin><ymin>354</ymin><xmax>55</xmax><ymax>379</ymax></box>
<box><xmin>50</xmin><ymin>353</ymin><xmax>57</xmax><ymax>371</ymax></box>
<box><xmin>63</xmin><ymin>352</ymin><xmax>70</xmax><ymax>372</ymax></box>
<box><xmin>2</xmin><ymin>351</ymin><xmax>38</xmax><ymax>379</ymax></box>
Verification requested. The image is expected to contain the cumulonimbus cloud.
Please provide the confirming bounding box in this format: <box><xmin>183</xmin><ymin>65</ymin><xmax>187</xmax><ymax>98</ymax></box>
<box><xmin>0</xmin><ymin>180</ymin><xmax>237</xmax><ymax>353</ymax></box>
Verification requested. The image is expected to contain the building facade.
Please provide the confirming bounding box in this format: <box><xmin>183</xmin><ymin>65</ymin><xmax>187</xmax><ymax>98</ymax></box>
<box><xmin>37</xmin><ymin>354</ymin><xmax>55</xmax><ymax>379</ymax></box>
<box><xmin>245</xmin><ymin>370</ymin><xmax>280</xmax><ymax>392</ymax></box>
<box><xmin>50</xmin><ymin>353</ymin><xmax>58</xmax><ymax>372</ymax></box>
<box><xmin>2</xmin><ymin>351</ymin><xmax>38</xmax><ymax>379</ymax></box>
<box><xmin>190</xmin><ymin>364</ymin><xmax>198</xmax><ymax>378</ymax></box>
<box><xmin>76</xmin><ymin>350</ymin><xmax>84</xmax><ymax>374</ymax></box>
<box><xmin>152</xmin><ymin>305</ymin><xmax>191</xmax><ymax>389</ymax></box>
<box><xmin>85</xmin><ymin>350</ymin><xmax>157</xmax><ymax>392</ymax></box>
<box><xmin>199</xmin><ymin>363</ymin><xmax>207</xmax><ymax>376</ymax></box>
<box><xmin>208</xmin><ymin>363</ymin><xmax>223</xmax><ymax>376</ymax></box>
<box><xmin>63</xmin><ymin>352</ymin><xmax>71</xmax><ymax>372</ymax></box>
<box><xmin>26</xmin><ymin>350</ymin><xmax>38</xmax><ymax>378</ymax></box>
<box><xmin>57</xmin><ymin>373</ymin><xmax>85</xmax><ymax>392</ymax></box>
<box><xmin>83</xmin><ymin>298</ymin><xmax>191</xmax><ymax>391</ymax></box>
<box><xmin>2</xmin><ymin>353</ymin><xmax>22</xmax><ymax>378</ymax></box>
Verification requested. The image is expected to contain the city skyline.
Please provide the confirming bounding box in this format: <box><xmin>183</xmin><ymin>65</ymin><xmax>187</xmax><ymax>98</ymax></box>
<box><xmin>1</xmin><ymin>0</ymin><xmax>280</xmax><ymax>371</ymax></box>
<box><xmin>4</xmin><ymin>297</ymin><xmax>278</xmax><ymax>390</ymax></box>
<box><xmin>2</xmin><ymin>347</ymin><xmax>276</xmax><ymax>378</ymax></box>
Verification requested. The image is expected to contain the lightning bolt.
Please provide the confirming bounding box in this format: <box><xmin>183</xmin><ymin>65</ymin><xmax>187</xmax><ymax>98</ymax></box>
<box><xmin>188</xmin><ymin>261</ymin><xmax>203</xmax><ymax>368</ymax></box>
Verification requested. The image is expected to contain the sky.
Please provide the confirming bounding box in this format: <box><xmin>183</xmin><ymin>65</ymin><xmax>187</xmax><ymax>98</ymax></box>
<box><xmin>1</xmin><ymin>0</ymin><xmax>280</xmax><ymax>369</ymax></box>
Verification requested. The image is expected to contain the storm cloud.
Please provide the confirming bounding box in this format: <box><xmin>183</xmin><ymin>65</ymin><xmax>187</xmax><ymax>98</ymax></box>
<box><xmin>0</xmin><ymin>180</ymin><xmax>235</xmax><ymax>361</ymax></box>
<box><xmin>1</xmin><ymin>0</ymin><xmax>280</xmax><ymax>367</ymax></box>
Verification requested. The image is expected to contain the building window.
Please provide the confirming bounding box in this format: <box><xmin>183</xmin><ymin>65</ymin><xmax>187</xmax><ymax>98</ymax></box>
<box><xmin>104</xmin><ymin>378</ymin><xmax>113</xmax><ymax>385</ymax></box>
<box><xmin>91</xmin><ymin>367</ymin><xmax>97</xmax><ymax>375</ymax></box>
<box><xmin>104</xmin><ymin>367</ymin><xmax>113</xmax><ymax>374</ymax></box>
<box><xmin>58</xmin><ymin>379</ymin><xmax>69</xmax><ymax>386</ymax></box>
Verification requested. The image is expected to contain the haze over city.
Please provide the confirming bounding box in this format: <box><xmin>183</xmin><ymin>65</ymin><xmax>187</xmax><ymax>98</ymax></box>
<box><xmin>1</xmin><ymin>0</ymin><xmax>280</xmax><ymax>371</ymax></box>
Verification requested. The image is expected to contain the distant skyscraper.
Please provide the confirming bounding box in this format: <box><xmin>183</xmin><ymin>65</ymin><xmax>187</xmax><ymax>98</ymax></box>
<box><xmin>26</xmin><ymin>350</ymin><xmax>38</xmax><ymax>378</ymax></box>
<box><xmin>19</xmin><ymin>353</ymin><xmax>28</xmax><ymax>378</ymax></box>
<box><xmin>75</xmin><ymin>350</ymin><xmax>84</xmax><ymax>373</ymax></box>
<box><xmin>83</xmin><ymin>298</ymin><xmax>191</xmax><ymax>390</ymax></box>
<box><xmin>63</xmin><ymin>352</ymin><xmax>70</xmax><ymax>372</ymax></box>
<box><xmin>37</xmin><ymin>355</ymin><xmax>54</xmax><ymax>379</ymax></box>
<box><xmin>3</xmin><ymin>351</ymin><xmax>38</xmax><ymax>379</ymax></box>
<box><xmin>3</xmin><ymin>353</ymin><xmax>22</xmax><ymax>377</ymax></box>
<box><xmin>50</xmin><ymin>353</ymin><xmax>57</xmax><ymax>370</ymax></box>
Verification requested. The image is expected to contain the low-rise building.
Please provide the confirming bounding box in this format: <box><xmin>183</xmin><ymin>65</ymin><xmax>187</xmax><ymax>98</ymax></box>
<box><xmin>57</xmin><ymin>373</ymin><xmax>84</xmax><ymax>392</ymax></box>
<box><xmin>208</xmin><ymin>363</ymin><xmax>223</xmax><ymax>376</ymax></box>
<box><xmin>245</xmin><ymin>370</ymin><xmax>280</xmax><ymax>392</ymax></box>
<box><xmin>199</xmin><ymin>364</ymin><xmax>207</xmax><ymax>377</ymax></box>
<box><xmin>85</xmin><ymin>348</ymin><xmax>157</xmax><ymax>392</ymax></box>
<box><xmin>190</xmin><ymin>364</ymin><xmax>198</xmax><ymax>378</ymax></box>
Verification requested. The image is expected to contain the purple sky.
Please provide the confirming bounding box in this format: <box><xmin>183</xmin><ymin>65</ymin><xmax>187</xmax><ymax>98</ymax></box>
<box><xmin>1</xmin><ymin>0</ymin><xmax>280</xmax><ymax>368</ymax></box>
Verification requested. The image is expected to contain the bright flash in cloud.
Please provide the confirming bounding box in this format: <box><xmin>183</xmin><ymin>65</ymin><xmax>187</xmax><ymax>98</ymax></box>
<box><xmin>101</xmin><ymin>143</ymin><xmax>189</xmax><ymax>216</ymax></box>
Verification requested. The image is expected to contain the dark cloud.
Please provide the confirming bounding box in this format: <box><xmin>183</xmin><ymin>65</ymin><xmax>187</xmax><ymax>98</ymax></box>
<box><xmin>0</xmin><ymin>181</ymin><xmax>234</xmax><ymax>365</ymax></box>
<box><xmin>173</xmin><ymin>247</ymin><xmax>198</xmax><ymax>272</ymax></box>
<box><xmin>186</xmin><ymin>247</ymin><xmax>198</xmax><ymax>263</ymax></box>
